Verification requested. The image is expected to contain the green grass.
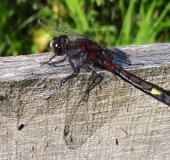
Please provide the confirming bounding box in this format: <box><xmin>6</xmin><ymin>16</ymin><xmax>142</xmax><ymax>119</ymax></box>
<box><xmin>0</xmin><ymin>0</ymin><xmax>170</xmax><ymax>56</ymax></box>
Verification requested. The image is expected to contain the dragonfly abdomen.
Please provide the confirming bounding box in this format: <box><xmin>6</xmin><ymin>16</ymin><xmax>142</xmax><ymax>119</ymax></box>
<box><xmin>116</xmin><ymin>68</ymin><xmax>170</xmax><ymax>105</ymax></box>
<box><xmin>100</xmin><ymin>56</ymin><xmax>170</xmax><ymax>103</ymax></box>
<box><xmin>117</xmin><ymin>69</ymin><xmax>155</xmax><ymax>93</ymax></box>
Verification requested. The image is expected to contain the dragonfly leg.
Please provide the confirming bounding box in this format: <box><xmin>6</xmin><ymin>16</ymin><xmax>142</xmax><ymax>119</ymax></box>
<box><xmin>40</xmin><ymin>54</ymin><xmax>57</xmax><ymax>66</ymax></box>
<box><xmin>40</xmin><ymin>56</ymin><xmax>67</xmax><ymax>67</ymax></box>
<box><xmin>57</xmin><ymin>72</ymin><xmax>78</xmax><ymax>88</ymax></box>
<box><xmin>82</xmin><ymin>66</ymin><xmax>103</xmax><ymax>101</ymax></box>
<box><xmin>57</xmin><ymin>58</ymin><xmax>79</xmax><ymax>88</ymax></box>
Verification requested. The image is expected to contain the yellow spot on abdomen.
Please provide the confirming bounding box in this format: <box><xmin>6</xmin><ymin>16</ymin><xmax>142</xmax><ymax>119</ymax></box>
<box><xmin>151</xmin><ymin>88</ymin><xmax>162</xmax><ymax>95</ymax></box>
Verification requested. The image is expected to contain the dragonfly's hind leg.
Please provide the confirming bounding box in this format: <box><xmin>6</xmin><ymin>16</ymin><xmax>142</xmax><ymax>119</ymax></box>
<box><xmin>57</xmin><ymin>72</ymin><xmax>78</xmax><ymax>88</ymax></box>
<box><xmin>82</xmin><ymin>66</ymin><xmax>103</xmax><ymax>101</ymax></box>
<box><xmin>57</xmin><ymin>58</ymin><xmax>80</xmax><ymax>88</ymax></box>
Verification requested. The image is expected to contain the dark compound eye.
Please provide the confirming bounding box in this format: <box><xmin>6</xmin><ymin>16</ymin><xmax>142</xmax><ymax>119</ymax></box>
<box><xmin>50</xmin><ymin>38</ymin><xmax>59</xmax><ymax>48</ymax></box>
<box><xmin>50</xmin><ymin>38</ymin><xmax>63</xmax><ymax>56</ymax></box>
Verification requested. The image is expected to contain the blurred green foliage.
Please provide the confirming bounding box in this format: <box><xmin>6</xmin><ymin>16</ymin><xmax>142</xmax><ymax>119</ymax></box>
<box><xmin>0</xmin><ymin>0</ymin><xmax>170</xmax><ymax>56</ymax></box>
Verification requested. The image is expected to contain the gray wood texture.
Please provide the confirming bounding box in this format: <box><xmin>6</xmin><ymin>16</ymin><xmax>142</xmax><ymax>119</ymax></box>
<box><xmin>0</xmin><ymin>43</ymin><xmax>170</xmax><ymax>159</ymax></box>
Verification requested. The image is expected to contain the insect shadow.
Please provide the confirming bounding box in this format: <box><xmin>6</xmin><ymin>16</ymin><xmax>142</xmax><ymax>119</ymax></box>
<box><xmin>46</xmin><ymin>71</ymin><xmax>123</xmax><ymax>149</ymax></box>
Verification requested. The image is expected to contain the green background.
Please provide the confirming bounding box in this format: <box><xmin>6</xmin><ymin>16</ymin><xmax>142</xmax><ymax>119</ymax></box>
<box><xmin>1</xmin><ymin>0</ymin><xmax>170</xmax><ymax>56</ymax></box>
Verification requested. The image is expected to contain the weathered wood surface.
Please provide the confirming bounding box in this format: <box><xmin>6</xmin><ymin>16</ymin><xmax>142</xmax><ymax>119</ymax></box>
<box><xmin>0</xmin><ymin>43</ymin><xmax>170</xmax><ymax>160</ymax></box>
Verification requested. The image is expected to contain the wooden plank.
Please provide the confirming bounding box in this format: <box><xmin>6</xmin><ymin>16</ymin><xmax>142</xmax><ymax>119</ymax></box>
<box><xmin>0</xmin><ymin>43</ymin><xmax>170</xmax><ymax>159</ymax></box>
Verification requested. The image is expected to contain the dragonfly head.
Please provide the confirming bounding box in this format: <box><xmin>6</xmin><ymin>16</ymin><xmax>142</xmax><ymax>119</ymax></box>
<box><xmin>50</xmin><ymin>35</ymin><xmax>69</xmax><ymax>56</ymax></box>
<box><xmin>50</xmin><ymin>37</ymin><xmax>64</xmax><ymax>56</ymax></box>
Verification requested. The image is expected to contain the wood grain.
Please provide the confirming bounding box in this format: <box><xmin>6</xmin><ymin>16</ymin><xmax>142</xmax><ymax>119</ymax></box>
<box><xmin>0</xmin><ymin>43</ymin><xmax>170</xmax><ymax>159</ymax></box>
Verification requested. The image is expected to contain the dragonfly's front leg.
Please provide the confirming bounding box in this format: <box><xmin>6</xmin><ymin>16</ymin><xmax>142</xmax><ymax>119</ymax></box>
<box><xmin>40</xmin><ymin>55</ymin><xmax>67</xmax><ymax>67</ymax></box>
<box><xmin>41</xmin><ymin>54</ymin><xmax>57</xmax><ymax>65</ymax></box>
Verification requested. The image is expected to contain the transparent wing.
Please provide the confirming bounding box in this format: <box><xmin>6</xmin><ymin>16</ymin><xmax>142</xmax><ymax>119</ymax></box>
<box><xmin>38</xmin><ymin>19</ymin><xmax>84</xmax><ymax>41</ymax></box>
<box><xmin>62</xmin><ymin>74</ymin><xmax>123</xmax><ymax>149</ymax></box>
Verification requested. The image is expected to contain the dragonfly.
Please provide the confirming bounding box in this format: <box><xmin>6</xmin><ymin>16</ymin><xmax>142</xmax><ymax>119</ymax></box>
<box><xmin>18</xmin><ymin>19</ymin><xmax>170</xmax><ymax>148</ymax></box>
<box><xmin>36</xmin><ymin>19</ymin><xmax>170</xmax><ymax>106</ymax></box>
